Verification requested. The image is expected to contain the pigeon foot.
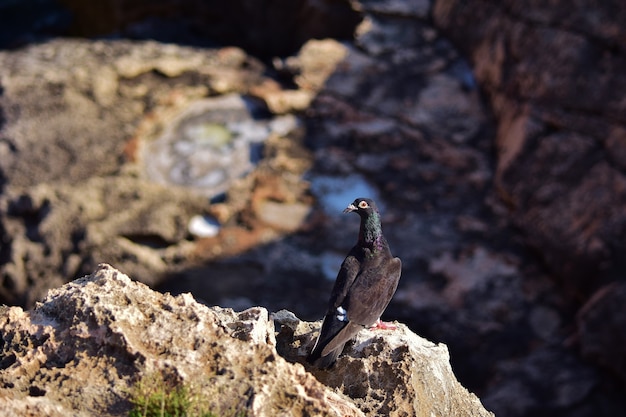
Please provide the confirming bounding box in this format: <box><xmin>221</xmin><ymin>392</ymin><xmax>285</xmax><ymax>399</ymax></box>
<box><xmin>371</xmin><ymin>319</ymin><xmax>397</xmax><ymax>330</ymax></box>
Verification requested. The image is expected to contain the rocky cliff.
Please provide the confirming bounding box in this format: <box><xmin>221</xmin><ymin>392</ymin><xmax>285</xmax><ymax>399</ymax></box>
<box><xmin>0</xmin><ymin>264</ymin><xmax>492</xmax><ymax>417</ymax></box>
<box><xmin>1</xmin><ymin>0</ymin><xmax>626</xmax><ymax>416</ymax></box>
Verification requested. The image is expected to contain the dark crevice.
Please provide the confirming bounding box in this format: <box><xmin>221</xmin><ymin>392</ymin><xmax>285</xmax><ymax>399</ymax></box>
<box><xmin>0</xmin><ymin>1</ymin><xmax>363</xmax><ymax>61</ymax></box>
<box><xmin>122</xmin><ymin>233</ymin><xmax>171</xmax><ymax>249</ymax></box>
<box><xmin>42</xmin><ymin>0</ymin><xmax>363</xmax><ymax>61</ymax></box>
<box><xmin>28</xmin><ymin>385</ymin><xmax>46</xmax><ymax>397</ymax></box>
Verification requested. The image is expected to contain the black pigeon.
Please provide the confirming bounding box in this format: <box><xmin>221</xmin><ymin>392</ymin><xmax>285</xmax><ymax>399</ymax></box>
<box><xmin>308</xmin><ymin>198</ymin><xmax>402</xmax><ymax>368</ymax></box>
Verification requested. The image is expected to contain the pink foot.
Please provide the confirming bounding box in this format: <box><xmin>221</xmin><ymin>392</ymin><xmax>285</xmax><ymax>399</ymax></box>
<box><xmin>370</xmin><ymin>319</ymin><xmax>397</xmax><ymax>330</ymax></box>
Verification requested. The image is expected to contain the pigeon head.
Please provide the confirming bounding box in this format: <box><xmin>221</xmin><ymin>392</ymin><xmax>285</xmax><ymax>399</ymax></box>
<box><xmin>344</xmin><ymin>198</ymin><xmax>384</xmax><ymax>246</ymax></box>
<box><xmin>343</xmin><ymin>198</ymin><xmax>379</xmax><ymax>217</ymax></box>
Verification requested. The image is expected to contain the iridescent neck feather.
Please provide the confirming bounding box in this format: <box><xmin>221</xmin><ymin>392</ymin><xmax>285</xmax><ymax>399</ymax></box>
<box><xmin>359</xmin><ymin>211</ymin><xmax>384</xmax><ymax>251</ymax></box>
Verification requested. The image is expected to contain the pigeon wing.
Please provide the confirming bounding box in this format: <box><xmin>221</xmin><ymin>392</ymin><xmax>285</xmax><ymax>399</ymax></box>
<box><xmin>347</xmin><ymin>255</ymin><xmax>402</xmax><ymax>327</ymax></box>
<box><xmin>328</xmin><ymin>252</ymin><xmax>361</xmax><ymax>310</ymax></box>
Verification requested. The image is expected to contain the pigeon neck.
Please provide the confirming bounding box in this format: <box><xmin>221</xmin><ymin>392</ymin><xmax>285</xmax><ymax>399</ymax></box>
<box><xmin>359</xmin><ymin>212</ymin><xmax>384</xmax><ymax>250</ymax></box>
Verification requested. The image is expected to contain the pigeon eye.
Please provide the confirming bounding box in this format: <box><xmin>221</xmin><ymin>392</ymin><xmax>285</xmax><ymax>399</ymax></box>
<box><xmin>358</xmin><ymin>201</ymin><xmax>369</xmax><ymax>209</ymax></box>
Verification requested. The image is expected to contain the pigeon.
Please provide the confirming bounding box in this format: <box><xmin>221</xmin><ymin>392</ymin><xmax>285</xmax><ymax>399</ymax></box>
<box><xmin>308</xmin><ymin>197</ymin><xmax>402</xmax><ymax>368</ymax></box>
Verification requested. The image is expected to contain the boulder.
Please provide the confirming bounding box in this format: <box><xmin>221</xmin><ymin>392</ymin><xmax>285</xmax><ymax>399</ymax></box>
<box><xmin>0</xmin><ymin>264</ymin><xmax>492</xmax><ymax>417</ymax></box>
<box><xmin>275</xmin><ymin>311</ymin><xmax>493</xmax><ymax>417</ymax></box>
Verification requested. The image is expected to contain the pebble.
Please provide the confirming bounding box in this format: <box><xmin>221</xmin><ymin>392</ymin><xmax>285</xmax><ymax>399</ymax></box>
<box><xmin>188</xmin><ymin>214</ymin><xmax>221</xmax><ymax>238</ymax></box>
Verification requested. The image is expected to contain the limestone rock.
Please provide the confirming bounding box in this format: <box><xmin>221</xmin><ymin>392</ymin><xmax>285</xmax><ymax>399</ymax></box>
<box><xmin>0</xmin><ymin>264</ymin><xmax>363</xmax><ymax>417</ymax></box>
<box><xmin>0</xmin><ymin>264</ymin><xmax>492</xmax><ymax>417</ymax></box>
<box><xmin>275</xmin><ymin>311</ymin><xmax>493</xmax><ymax>417</ymax></box>
<box><xmin>0</xmin><ymin>176</ymin><xmax>208</xmax><ymax>306</ymax></box>
<box><xmin>0</xmin><ymin>39</ymin><xmax>266</xmax><ymax>189</ymax></box>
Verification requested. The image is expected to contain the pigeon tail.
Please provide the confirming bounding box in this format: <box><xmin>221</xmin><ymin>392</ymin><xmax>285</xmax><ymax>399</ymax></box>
<box><xmin>308</xmin><ymin>315</ymin><xmax>368</xmax><ymax>367</ymax></box>
<box><xmin>307</xmin><ymin>342</ymin><xmax>344</xmax><ymax>369</ymax></box>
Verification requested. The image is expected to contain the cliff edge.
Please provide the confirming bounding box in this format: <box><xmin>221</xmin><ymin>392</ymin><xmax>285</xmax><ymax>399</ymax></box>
<box><xmin>0</xmin><ymin>264</ymin><xmax>492</xmax><ymax>416</ymax></box>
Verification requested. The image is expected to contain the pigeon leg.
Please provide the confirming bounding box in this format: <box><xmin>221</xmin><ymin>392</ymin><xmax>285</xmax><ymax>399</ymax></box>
<box><xmin>370</xmin><ymin>318</ymin><xmax>397</xmax><ymax>330</ymax></box>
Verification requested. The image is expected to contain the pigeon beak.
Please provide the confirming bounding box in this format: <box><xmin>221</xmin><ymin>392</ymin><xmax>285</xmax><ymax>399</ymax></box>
<box><xmin>343</xmin><ymin>204</ymin><xmax>357</xmax><ymax>213</ymax></box>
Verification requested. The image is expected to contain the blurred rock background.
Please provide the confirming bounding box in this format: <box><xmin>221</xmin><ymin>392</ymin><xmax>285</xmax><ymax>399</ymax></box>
<box><xmin>0</xmin><ymin>0</ymin><xmax>625</xmax><ymax>416</ymax></box>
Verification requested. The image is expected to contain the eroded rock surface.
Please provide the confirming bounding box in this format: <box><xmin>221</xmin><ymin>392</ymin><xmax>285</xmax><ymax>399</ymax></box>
<box><xmin>275</xmin><ymin>310</ymin><xmax>492</xmax><ymax>417</ymax></box>
<box><xmin>0</xmin><ymin>264</ymin><xmax>491</xmax><ymax>417</ymax></box>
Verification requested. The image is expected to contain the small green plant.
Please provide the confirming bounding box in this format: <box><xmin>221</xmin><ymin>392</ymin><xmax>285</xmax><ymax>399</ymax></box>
<box><xmin>127</xmin><ymin>371</ymin><xmax>217</xmax><ymax>417</ymax></box>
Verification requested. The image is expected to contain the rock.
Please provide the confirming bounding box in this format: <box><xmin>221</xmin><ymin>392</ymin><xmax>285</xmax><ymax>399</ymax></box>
<box><xmin>2</xmin><ymin>2</ymin><xmax>626</xmax><ymax>417</ymax></box>
<box><xmin>138</xmin><ymin>93</ymin><xmax>299</xmax><ymax>198</ymax></box>
<box><xmin>429</xmin><ymin>3</ymin><xmax>626</xmax><ymax>413</ymax></box>
<box><xmin>0</xmin><ymin>175</ymin><xmax>208</xmax><ymax>306</ymax></box>
<box><xmin>284</xmin><ymin>39</ymin><xmax>349</xmax><ymax>92</ymax></box>
<box><xmin>254</xmin><ymin>200</ymin><xmax>311</xmax><ymax>232</ymax></box>
<box><xmin>259</xmin><ymin>39</ymin><xmax>349</xmax><ymax>113</ymax></box>
<box><xmin>0</xmin><ymin>39</ymin><xmax>266</xmax><ymax>189</ymax></box>
<box><xmin>275</xmin><ymin>311</ymin><xmax>494</xmax><ymax>417</ymax></box>
<box><xmin>433</xmin><ymin>0</ymin><xmax>626</xmax><ymax>293</ymax></box>
<box><xmin>0</xmin><ymin>264</ymin><xmax>492</xmax><ymax>417</ymax></box>
<box><xmin>357</xmin><ymin>0</ymin><xmax>431</xmax><ymax>18</ymax></box>
<box><xmin>0</xmin><ymin>38</ymin><xmax>312</xmax><ymax>307</ymax></box>
<box><xmin>429</xmin><ymin>247</ymin><xmax>518</xmax><ymax>307</ymax></box>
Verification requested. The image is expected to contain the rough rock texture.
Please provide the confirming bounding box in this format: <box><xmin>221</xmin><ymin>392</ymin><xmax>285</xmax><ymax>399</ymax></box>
<box><xmin>275</xmin><ymin>311</ymin><xmax>491</xmax><ymax>417</ymax></box>
<box><xmin>0</xmin><ymin>264</ymin><xmax>492</xmax><ymax>417</ymax></box>
<box><xmin>0</xmin><ymin>39</ymin><xmax>266</xmax><ymax>189</ymax></box>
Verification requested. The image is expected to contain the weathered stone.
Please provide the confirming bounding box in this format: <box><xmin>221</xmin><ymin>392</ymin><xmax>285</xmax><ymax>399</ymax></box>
<box><xmin>0</xmin><ymin>265</ymin><xmax>364</xmax><ymax>416</ymax></box>
<box><xmin>139</xmin><ymin>93</ymin><xmax>298</xmax><ymax>198</ymax></box>
<box><xmin>357</xmin><ymin>0</ymin><xmax>431</xmax><ymax>18</ymax></box>
<box><xmin>0</xmin><ymin>175</ymin><xmax>208</xmax><ymax>306</ymax></box>
<box><xmin>0</xmin><ymin>265</ymin><xmax>492</xmax><ymax>417</ymax></box>
<box><xmin>429</xmin><ymin>3</ymin><xmax>626</xmax><ymax>413</ymax></box>
<box><xmin>254</xmin><ymin>39</ymin><xmax>349</xmax><ymax>114</ymax></box>
<box><xmin>274</xmin><ymin>310</ymin><xmax>493</xmax><ymax>417</ymax></box>
<box><xmin>254</xmin><ymin>200</ymin><xmax>312</xmax><ymax>232</ymax></box>
<box><xmin>482</xmin><ymin>347</ymin><xmax>600</xmax><ymax>417</ymax></box>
